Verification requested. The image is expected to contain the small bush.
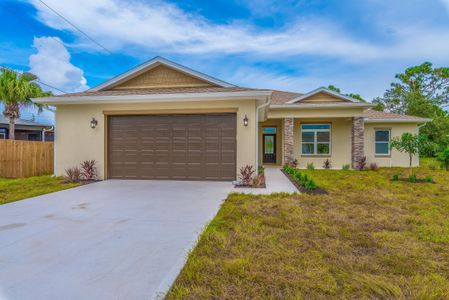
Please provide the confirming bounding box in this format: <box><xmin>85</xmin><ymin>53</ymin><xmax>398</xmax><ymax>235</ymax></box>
<box><xmin>369</xmin><ymin>162</ymin><xmax>379</xmax><ymax>171</ymax></box>
<box><xmin>252</xmin><ymin>173</ymin><xmax>265</xmax><ymax>187</ymax></box>
<box><xmin>425</xmin><ymin>175</ymin><xmax>433</xmax><ymax>183</ymax></box>
<box><xmin>437</xmin><ymin>147</ymin><xmax>449</xmax><ymax>171</ymax></box>
<box><xmin>356</xmin><ymin>156</ymin><xmax>367</xmax><ymax>171</ymax></box>
<box><xmin>65</xmin><ymin>167</ymin><xmax>81</xmax><ymax>183</ymax></box>
<box><xmin>391</xmin><ymin>173</ymin><xmax>400</xmax><ymax>181</ymax></box>
<box><xmin>239</xmin><ymin>165</ymin><xmax>255</xmax><ymax>186</ymax></box>
<box><xmin>428</xmin><ymin>162</ymin><xmax>437</xmax><ymax>170</ymax></box>
<box><xmin>409</xmin><ymin>173</ymin><xmax>417</xmax><ymax>183</ymax></box>
<box><xmin>80</xmin><ymin>160</ymin><xmax>97</xmax><ymax>180</ymax></box>
<box><xmin>323</xmin><ymin>159</ymin><xmax>332</xmax><ymax>169</ymax></box>
<box><xmin>307</xmin><ymin>163</ymin><xmax>315</xmax><ymax>170</ymax></box>
<box><xmin>289</xmin><ymin>159</ymin><xmax>298</xmax><ymax>168</ymax></box>
<box><xmin>293</xmin><ymin>171</ymin><xmax>303</xmax><ymax>182</ymax></box>
<box><xmin>305</xmin><ymin>179</ymin><xmax>317</xmax><ymax>191</ymax></box>
<box><xmin>258</xmin><ymin>165</ymin><xmax>265</xmax><ymax>175</ymax></box>
<box><xmin>342</xmin><ymin>164</ymin><xmax>350</xmax><ymax>170</ymax></box>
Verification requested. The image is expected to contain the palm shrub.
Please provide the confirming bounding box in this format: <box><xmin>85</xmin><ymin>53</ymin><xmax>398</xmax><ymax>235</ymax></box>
<box><xmin>323</xmin><ymin>159</ymin><xmax>331</xmax><ymax>169</ymax></box>
<box><xmin>0</xmin><ymin>69</ymin><xmax>50</xmax><ymax>139</ymax></box>
<box><xmin>307</xmin><ymin>163</ymin><xmax>315</xmax><ymax>170</ymax></box>
<box><xmin>437</xmin><ymin>147</ymin><xmax>449</xmax><ymax>171</ymax></box>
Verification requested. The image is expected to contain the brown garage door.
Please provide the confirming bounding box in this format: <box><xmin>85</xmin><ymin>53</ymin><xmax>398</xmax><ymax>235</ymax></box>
<box><xmin>108</xmin><ymin>114</ymin><xmax>236</xmax><ymax>180</ymax></box>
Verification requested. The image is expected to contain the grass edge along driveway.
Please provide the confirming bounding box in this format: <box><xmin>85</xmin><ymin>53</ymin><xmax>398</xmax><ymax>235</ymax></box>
<box><xmin>0</xmin><ymin>176</ymin><xmax>79</xmax><ymax>205</ymax></box>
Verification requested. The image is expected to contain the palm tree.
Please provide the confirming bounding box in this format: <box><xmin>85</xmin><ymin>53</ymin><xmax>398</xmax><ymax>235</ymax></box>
<box><xmin>0</xmin><ymin>69</ymin><xmax>51</xmax><ymax>140</ymax></box>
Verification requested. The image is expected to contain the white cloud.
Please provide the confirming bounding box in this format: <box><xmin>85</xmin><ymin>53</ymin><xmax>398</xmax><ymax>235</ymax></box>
<box><xmin>29</xmin><ymin>36</ymin><xmax>89</xmax><ymax>93</ymax></box>
<box><xmin>26</xmin><ymin>0</ymin><xmax>382</xmax><ymax>61</ymax></box>
<box><xmin>27</xmin><ymin>0</ymin><xmax>449</xmax><ymax>63</ymax></box>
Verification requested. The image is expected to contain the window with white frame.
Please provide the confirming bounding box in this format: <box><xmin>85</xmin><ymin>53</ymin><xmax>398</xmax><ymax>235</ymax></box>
<box><xmin>375</xmin><ymin>129</ymin><xmax>390</xmax><ymax>155</ymax></box>
<box><xmin>301</xmin><ymin>124</ymin><xmax>331</xmax><ymax>155</ymax></box>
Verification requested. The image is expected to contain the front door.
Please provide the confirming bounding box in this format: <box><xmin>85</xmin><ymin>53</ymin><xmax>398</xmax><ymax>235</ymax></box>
<box><xmin>263</xmin><ymin>134</ymin><xmax>276</xmax><ymax>163</ymax></box>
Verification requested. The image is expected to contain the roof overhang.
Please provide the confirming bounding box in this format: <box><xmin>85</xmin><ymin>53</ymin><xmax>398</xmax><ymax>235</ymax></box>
<box><xmin>270</xmin><ymin>103</ymin><xmax>373</xmax><ymax>110</ymax></box>
<box><xmin>286</xmin><ymin>86</ymin><xmax>363</xmax><ymax>104</ymax></box>
<box><xmin>89</xmin><ymin>56</ymin><xmax>236</xmax><ymax>91</ymax></box>
<box><xmin>32</xmin><ymin>90</ymin><xmax>272</xmax><ymax>105</ymax></box>
<box><xmin>364</xmin><ymin>118</ymin><xmax>431</xmax><ymax>124</ymax></box>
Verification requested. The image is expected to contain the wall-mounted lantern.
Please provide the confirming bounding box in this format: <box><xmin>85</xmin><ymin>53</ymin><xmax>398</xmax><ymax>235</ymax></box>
<box><xmin>243</xmin><ymin>114</ymin><xmax>249</xmax><ymax>127</ymax></box>
<box><xmin>90</xmin><ymin>117</ymin><xmax>98</xmax><ymax>129</ymax></box>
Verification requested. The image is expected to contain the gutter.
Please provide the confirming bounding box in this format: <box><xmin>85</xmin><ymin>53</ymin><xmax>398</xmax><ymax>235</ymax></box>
<box><xmin>365</xmin><ymin>118</ymin><xmax>431</xmax><ymax>124</ymax></box>
<box><xmin>32</xmin><ymin>91</ymin><xmax>273</xmax><ymax>105</ymax></box>
<box><xmin>269</xmin><ymin>103</ymin><xmax>373</xmax><ymax>109</ymax></box>
<box><xmin>255</xmin><ymin>95</ymin><xmax>271</xmax><ymax>171</ymax></box>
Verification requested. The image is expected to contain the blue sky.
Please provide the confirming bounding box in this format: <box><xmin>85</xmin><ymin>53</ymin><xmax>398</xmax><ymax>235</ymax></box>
<box><xmin>1</xmin><ymin>0</ymin><xmax>449</xmax><ymax>104</ymax></box>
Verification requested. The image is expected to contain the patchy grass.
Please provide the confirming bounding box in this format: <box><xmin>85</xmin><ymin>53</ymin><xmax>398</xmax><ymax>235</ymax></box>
<box><xmin>167</xmin><ymin>159</ymin><xmax>449</xmax><ymax>299</ymax></box>
<box><xmin>0</xmin><ymin>176</ymin><xmax>79</xmax><ymax>205</ymax></box>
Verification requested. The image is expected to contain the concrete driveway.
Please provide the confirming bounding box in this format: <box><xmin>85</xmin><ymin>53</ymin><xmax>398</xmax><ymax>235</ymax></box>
<box><xmin>0</xmin><ymin>180</ymin><xmax>231</xmax><ymax>300</ymax></box>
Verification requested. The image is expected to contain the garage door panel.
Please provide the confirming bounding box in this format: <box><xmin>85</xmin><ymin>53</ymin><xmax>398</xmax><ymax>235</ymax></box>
<box><xmin>108</xmin><ymin>114</ymin><xmax>236</xmax><ymax>180</ymax></box>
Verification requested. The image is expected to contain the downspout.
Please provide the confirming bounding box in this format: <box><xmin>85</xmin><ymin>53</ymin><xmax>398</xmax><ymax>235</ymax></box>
<box><xmin>255</xmin><ymin>95</ymin><xmax>271</xmax><ymax>171</ymax></box>
<box><xmin>42</xmin><ymin>126</ymin><xmax>54</xmax><ymax>142</ymax></box>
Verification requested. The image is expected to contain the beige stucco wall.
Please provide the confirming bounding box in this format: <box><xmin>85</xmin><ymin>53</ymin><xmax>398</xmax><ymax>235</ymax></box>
<box><xmin>292</xmin><ymin>118</ymin><xmax>352</xmax><ymax>169</ymax></box>
<box><xmin>55</xmin><ymin>99</ymin><xmax>257</xmax><ymax>179</ymax></box>
<box><xmin>258</xmin><ymin>119</ymin><xmax>284</xmax><ymax>165</ymax></box>
<box><xmin>365</xmin><ymin>122</ymin><xmax>419</xmax><ymax>167</ymax></box>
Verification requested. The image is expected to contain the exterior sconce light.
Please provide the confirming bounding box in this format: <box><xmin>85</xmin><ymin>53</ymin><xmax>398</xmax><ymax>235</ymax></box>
<box><xmin>91</xmin><ymin>117</ymin><xmax>98</xmax><ymax>129</ymax></box>
<box><xmin>243</xmin><ymin>114</ymin><xmax>249</xmax><ymax>127</ymax></box>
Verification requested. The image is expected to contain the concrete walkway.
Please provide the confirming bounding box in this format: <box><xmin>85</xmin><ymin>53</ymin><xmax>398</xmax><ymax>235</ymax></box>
<box><xmin>0</xmin><ymin>180</ymin><xmax>231</xmax><ymax>300</ymax></box>
<box><xmin>231</xmin><ymin>166</ymin><xmax>298</xmax><ymax>195</ymax></box>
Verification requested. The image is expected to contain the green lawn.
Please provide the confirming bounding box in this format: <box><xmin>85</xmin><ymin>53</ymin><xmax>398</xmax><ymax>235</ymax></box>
<box><xmin>0</xmin><ymin>176</ymin><xmax>79</xmax><ymax>205</ymax></box>
<box><xmin>167</xmin><ymin>159</ymin><xmax>449</xmax><ymax>299</ymax></box>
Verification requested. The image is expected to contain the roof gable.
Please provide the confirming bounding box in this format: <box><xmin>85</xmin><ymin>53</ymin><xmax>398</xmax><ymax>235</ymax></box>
<box><xmin>90</xmin><ymin>56</ymin><xmax>235</xmax><ymax>91</ymax></box>
<box><xmin>286</xmin><ymin>87</ymin><xmax>361</xmax><ymax>104</ymax></box>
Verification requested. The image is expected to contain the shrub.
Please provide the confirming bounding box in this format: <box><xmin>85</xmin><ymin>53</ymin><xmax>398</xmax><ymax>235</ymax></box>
<box><xmin>252</xmin><ymin>173</ymin><xmax>265</xmax><ymax>187</ymax></box>
<box><xmin>425</xmin><ymin>175</ymin><xmax>433</xmax><ymax>183</ymax></box>
<box><xmin>65</xmin><ymin>167</ymin><xmax>81</xmax><ymax>183</ymax></box>
<box><xmin>305</xmin><ymin>179</ymin><xmax>317</xmax><ymax>191</ymax></box>
<box><xmin>307</xmin><ymin>163</ymin><xmax>315</xmax><ymax>170</ymax></box>
<box><xmin>289</xmin><ymin>159</ymin><xmax>298</xmax><ymax>168</ymax></box>
<box><xmin>323</xmin><ymin>159</ymin><xmax>332</xmax><ymax>169</ymax></box>
<box><xmin>293</xmin><ymin>171</ymin><xmax>303</xmax><ymax>182</ymax></box>
<box><xmin>258</xmin><ymin>165</ymin><xmax>265</xmax><ymax>175</ymax></box>
<box><xmin>355</xmin><ymin>156</ymin><xmax>367</xmax><ymax>171</ymax></box>
<box><xmin>239</xmin><ymin>165</ymin><xmax>255</xmax><ymax>186</ymax></box>
<box><xmin>80</xmin><ymin>160</ymin><xmax>97</xmax><ymax>180</ymax></box>
<box><xmin>391</xmin><ymin>173</ymin><xmax>400</xmax><ymax>181</ymax></box>
<box><xmin>409</xmin><ymin>173</ymin><xmax>417</xmax><ymax>183</ymax></box>
<box><xmin>369</xmin><ymin>162</ymin><xmax>379</xmax><ymax>171</ymax></box>
<box><xmin>437</xmin><ymin>147</ymin><xmax>449</xmax><ymax>171</ymax></box>
<box><xmin>428</xmin><ymin>162</ymin><xmax>437</xmax><ymax>170</ymax></box>
<box><xmin>342</xmin><ymin>164</ymin><xmax>350</xmax><ymax>170</ymax></box>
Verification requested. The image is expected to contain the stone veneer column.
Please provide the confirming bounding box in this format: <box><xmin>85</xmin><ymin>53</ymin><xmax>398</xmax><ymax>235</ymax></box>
<box><xmin>283</xmin><ymin>118</ymin><xmax>294</xmax><ymax>165</ymax></box>
<box><xmin>351</xmin><ymin>117</ymin><xmax>365</xmax><ymax>168</ymax></box>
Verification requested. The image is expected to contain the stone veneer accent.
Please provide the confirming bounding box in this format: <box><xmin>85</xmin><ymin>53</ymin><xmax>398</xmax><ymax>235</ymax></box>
<box><xmin>283</xmin><ymin>118</ymin><xmax>294</xmax><ymax>164</ymax></box>
<box><xmin>351</xmin><ymin>117</ymin><xmax>365</xmax><ymax>168</ymax></box>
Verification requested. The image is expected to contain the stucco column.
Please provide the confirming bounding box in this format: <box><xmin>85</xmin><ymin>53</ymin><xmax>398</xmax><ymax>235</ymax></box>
<box><xmin>351</xmin><ymin>117</ymin><xmax>365</xmax><ymax>168</ymax></box>
<box><xmin>283</xmin><ymin>118</ymin><xmax>294</xmax><ymax>165</ymax></box>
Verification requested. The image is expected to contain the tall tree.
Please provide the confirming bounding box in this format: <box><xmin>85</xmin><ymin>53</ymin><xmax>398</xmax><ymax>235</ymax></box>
<box><xmin>372</xmin><ymin>62</ymin><xmax>449</xmax><ymax>156</ymax></box>
<box><xmin>327</xmin><ymin>85</ymin><xmax>366</xmax><ymax>102</ymax></box>
<box><xmin>372</xmin><ymin>62</ymin><xmax>449</xmax><ymax>114</ymax></box>
<box><xmin>0</xmin><ymin>69</ymin><xmax>50</xmax><ymax>140</ymax></box>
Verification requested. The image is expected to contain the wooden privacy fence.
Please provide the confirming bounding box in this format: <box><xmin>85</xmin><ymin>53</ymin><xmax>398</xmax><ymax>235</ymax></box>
<box><xmin>0</xmin><ymin>140</ymin><xmax>54</xmax><ymax>178</ymax></box>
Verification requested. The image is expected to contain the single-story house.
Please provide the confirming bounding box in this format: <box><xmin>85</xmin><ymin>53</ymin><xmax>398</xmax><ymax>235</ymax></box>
<box><xmin>34</xmin><ymin>57</ymin><xmax>429</xmax><ymax>181</ymax></box>
<box><xmin>0</xmin><ymin>116</ymin><xmax>54</xmax><ymax>141</ymax></box>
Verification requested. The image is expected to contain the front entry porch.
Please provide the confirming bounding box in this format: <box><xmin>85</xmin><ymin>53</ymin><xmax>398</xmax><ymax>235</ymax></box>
<box><xmin>258</xmin><ymin>117</ymin><xmax>364</xmax><ymax>169</ymax></box>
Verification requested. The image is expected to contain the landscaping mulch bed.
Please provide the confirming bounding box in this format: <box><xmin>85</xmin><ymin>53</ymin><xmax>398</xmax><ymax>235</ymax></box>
<box><xmin>392</xmin><ymin>178</ymin><xmax>436</xmax><ymax>184</ymax></box>
<box><xmin>281</xmin><ymin>169</ymin><xmax>327</xmax><ymax>195</ymax></box>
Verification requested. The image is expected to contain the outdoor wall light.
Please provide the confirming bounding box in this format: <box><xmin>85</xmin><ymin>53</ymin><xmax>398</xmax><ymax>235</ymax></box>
<box><xmin>90</xmin><ymin>117</ymin><xmax>98</xmax><ymax>129</ymax></box>
<box><xmin>243</xmin><ymin>114</ymin><xmax>249</xmax><ymax>127</ymax></box>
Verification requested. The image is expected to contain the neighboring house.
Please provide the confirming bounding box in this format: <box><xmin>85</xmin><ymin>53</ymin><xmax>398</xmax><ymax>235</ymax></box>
<box><xmin>0</xmin><ymin>116</ymin><xmax>54</xmax><ymax>141</ymax></box>
<box><xmin>34</xmin><ymin>57</ymin><xmax>429</xmax><ymax>180</ymax></box>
